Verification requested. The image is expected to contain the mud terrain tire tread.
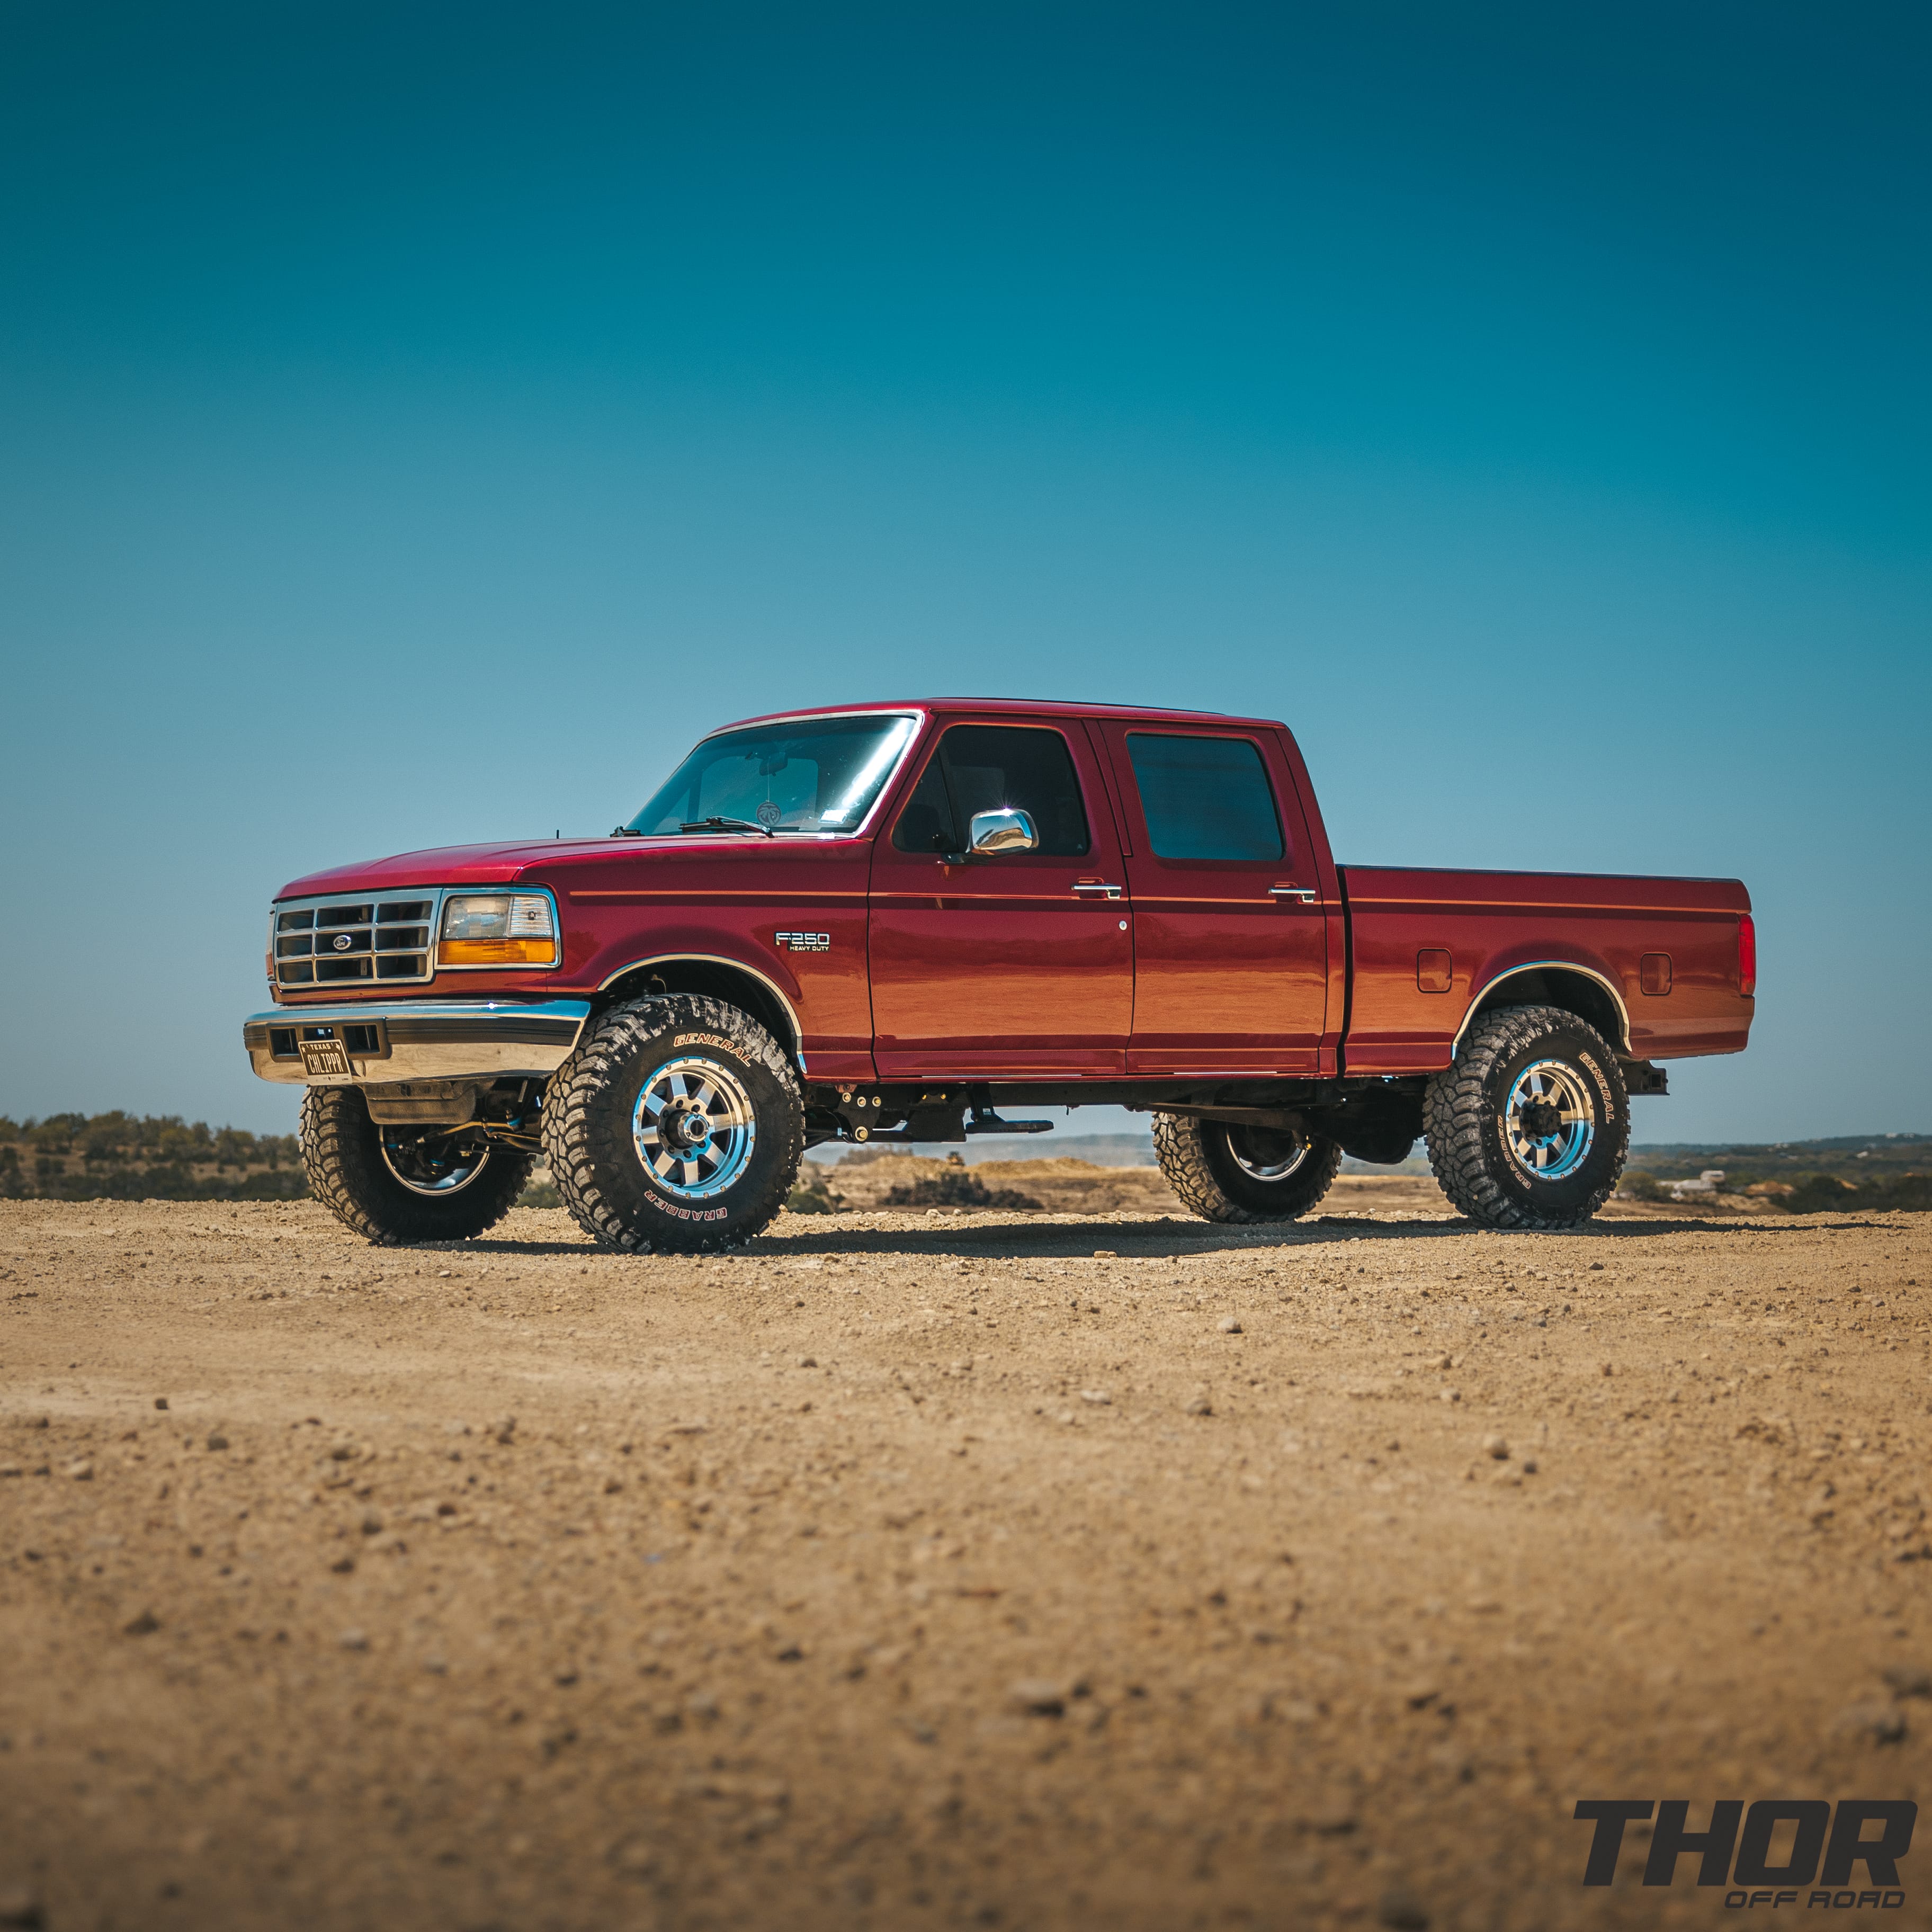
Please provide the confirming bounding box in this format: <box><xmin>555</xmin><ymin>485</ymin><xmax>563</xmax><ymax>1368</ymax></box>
<box><xmin>1423</xmin><ymin>1003</ymin><xmax>1630</xmax><ymax>1230</ymax></box>
<box><xmin>1151</xmin><ymin>1112</ymin><xmax>1344</xmax><ymax>1224</ymax></box>
<box><xmin>300</xmin><ymin>1086</ymin><xmax>534</xmax><ymax>1246</ymax></box>
<box><xmin>541</xmin><ymin>994</ymin><xmax>803</xmax><ymax>1254</ymax></box>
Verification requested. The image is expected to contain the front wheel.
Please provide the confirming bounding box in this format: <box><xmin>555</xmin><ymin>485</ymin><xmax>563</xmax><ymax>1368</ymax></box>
<box><xmin>1424</xmin><ymin>1004</ymin><xmax>1630</xmax><ymax>1229</ymax></box>
<box><xmin>541</xmin><ymin>994</ymin><xmax>804</xmax><ymax>1254</ymax></box>
<box><xmin>1151</xmin><ymin>1114</ymin><xmax>1343</xmax><ymax>1224</ymax></box>
<box><xmin>300</xmin><ymin>1087</ymin><xmax>535</xmax><ymax>1245</ymax></box>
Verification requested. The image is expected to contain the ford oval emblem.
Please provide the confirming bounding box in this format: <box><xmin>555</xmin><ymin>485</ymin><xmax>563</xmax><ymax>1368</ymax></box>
<box><xmin>333</xmin><ymin>934</ymin><xmax>352</xmax><ymax>951</ymax></box>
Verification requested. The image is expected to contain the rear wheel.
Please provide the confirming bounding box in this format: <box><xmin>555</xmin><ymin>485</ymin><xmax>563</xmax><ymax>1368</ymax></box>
<box><xmin>1424</xmin><ymin>1004</ymin><xmax>1630</xmax><ymax>1229</ymax></box>
<box><xmin>541</xmin><ymin>994</ymin><xmax>803</xmax><ymax>1253</ymax></box>
<box><xmin>1151</xmin><ymin>1113</ymin><xmax>1343</xmax><ymax>1224</ymax></box>
<box><xmin>300</xmin><ymin>1087</ymin><xmax>534</xmax><ymax>1245</ymax></box>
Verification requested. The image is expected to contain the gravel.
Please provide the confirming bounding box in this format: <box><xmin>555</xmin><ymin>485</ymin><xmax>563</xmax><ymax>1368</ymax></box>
<box><xmin>2</xmin><ymin>1181</ymin><xmax>1924</xmax><ymax>1930</ymax></box>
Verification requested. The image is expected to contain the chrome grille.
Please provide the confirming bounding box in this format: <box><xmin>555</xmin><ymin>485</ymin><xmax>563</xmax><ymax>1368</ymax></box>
<box><xmin>273</xmin><ymin>892</ymin><xmax>437</xmax><ymax>989</ymax></box>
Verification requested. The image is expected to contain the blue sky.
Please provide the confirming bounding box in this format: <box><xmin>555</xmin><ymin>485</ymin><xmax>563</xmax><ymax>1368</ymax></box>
<box><xmin>2</xmin><ymin>2</ymin><xmax>1926</xmax><ymax>1142</ymax></box>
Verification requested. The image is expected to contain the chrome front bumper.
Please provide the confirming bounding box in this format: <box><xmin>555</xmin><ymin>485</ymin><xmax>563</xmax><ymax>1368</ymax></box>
<box><xmin>243</xmin><ymin>1000</ymin><xmax>592</xmax><ymax>1086</ymax></box>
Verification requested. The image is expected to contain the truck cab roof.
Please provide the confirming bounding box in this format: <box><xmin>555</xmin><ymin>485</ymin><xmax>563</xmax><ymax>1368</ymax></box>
<box><xmin>708</xmin><ymin>697</ymin><xmax>1289</xmax><ymax>736</ymax></box>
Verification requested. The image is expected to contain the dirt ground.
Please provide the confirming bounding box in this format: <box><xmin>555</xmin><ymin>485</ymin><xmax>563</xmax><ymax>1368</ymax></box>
<box><xmin>2</xmin><ymin>1174</ymin><xmax>1928</xmax><ymax>1932</ymax></box>
<box><xmin>808</xmin><ymin>1152</ymin><xmax>1190</xmax><ymax>1218</ymax></box>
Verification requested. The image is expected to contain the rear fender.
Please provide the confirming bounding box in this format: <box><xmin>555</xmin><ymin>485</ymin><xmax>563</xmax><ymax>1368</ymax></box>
<box><xmin>1452</xmin><ymin>961</ymin><xmax>1631</xmax><ymax>1057</ymax></box>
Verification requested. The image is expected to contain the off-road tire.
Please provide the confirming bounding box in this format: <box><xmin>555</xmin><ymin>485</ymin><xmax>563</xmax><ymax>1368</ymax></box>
<box><xmin>542</xmin><ymin>994</ymin><xmax>804</xmax><ymax>1254</ymax></box>
<box><xmin>1424</xmin><ymin>1004</ymin><xmax>1630</xmax><ymax>1230</ymax></box>
<box><xmin>300</xmin><ymin>1086</ymin><xmax>534</xmax><ymax>1246</ymax></box>
<box><xmin>1151</xmin><ymin>1113</ymin><xmax>1344</xmax><ymax>1224</ymax></box>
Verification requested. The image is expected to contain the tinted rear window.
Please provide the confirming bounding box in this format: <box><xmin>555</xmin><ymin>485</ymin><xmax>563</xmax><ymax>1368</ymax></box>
<box><xmin>1125</xmin><ymin>734</ymin><xmax>1284</xmax><ymax>862</ymax></box>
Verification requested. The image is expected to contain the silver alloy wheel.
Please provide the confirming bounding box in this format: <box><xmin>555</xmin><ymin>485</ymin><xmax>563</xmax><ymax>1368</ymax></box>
<box><xmin>631</xmin><ymin>1056</ymin><xmax>757</xmax><ymax>1200</ymax></box>
<box><xmin>1227</xmin><ymin>1126</ymin><xmax>1312</xmax><ymax>1183</ymax></box>
<box><xmin>1504</xmin><ymin>1059</ymin><xmax>1596</xmax><ymax>1180</ymax></box>
<box><xmin>378</xmin><ymin>1133</ymin><xmax>494</xmax><ymax>1197</ymax></box>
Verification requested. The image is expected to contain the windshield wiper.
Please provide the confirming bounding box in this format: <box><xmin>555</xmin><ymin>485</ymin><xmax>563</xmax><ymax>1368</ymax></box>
<box><xmin>679</xmin><ymin>816</ymin><xmax>776</xmax><ymax>838</ymax></box>
<box><xmin>610</xmin><ymin>825</ymin><xmax>645</xmax><ymax>837</ymax></box>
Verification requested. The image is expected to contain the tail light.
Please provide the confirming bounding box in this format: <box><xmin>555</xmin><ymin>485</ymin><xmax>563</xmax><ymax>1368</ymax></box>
<box><xmin>1738</xmin><ymin>914</ymin><xmax>1756</xmax><ymax>997</ymax></box>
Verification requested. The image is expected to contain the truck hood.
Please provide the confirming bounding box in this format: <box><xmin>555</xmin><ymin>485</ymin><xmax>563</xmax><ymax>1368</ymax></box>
<box><xmin>276</xmin><ymin>834</ymin><xmax>848</xmax><ymax>899</ymax></box>
<box><xmin>279</xmin><ymin>840</ymin><xmax>618</xmax><ymax>898</ymax></box>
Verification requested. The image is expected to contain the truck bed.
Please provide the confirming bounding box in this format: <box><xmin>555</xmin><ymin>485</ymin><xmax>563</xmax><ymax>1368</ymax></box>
<box><xmin>1337</xmin><ymin>865</ymin><xmax>1754</xmax><ymax>1075</ymax></box>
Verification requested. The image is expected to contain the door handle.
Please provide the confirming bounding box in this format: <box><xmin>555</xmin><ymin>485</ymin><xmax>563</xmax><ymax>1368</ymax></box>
<box><xmin>1269</xmin><ymin>885</ymin><xmax>1319</xmax><ymax>904</ymax></box>
<box><xmin>1071</xmin><ymin>882</ymin><xmax>1123</xmax><ymax>899</ymax></box>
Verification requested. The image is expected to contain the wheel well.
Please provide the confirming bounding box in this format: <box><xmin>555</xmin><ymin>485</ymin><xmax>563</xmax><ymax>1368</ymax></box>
<box><xmin>1460</xmin><ymin>965</ymin><xmax>1628</xmax><ymax>1054</ymax></box>
<box><xmin>597</xmin><ymin>959</ymin><xmax>800</xmax><ymax>1062</ymax></box>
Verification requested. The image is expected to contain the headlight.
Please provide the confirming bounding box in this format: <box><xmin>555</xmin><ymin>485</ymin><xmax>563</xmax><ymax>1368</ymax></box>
<box><xmin>437</xmin><ymin>893</ymin><xmax>559</xmax><ymax>967</ymax></box>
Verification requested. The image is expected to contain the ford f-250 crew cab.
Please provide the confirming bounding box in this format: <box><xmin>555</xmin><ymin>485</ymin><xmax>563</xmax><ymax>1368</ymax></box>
<box><xmin>243</xmin><ymin>700</ymin><xmax>1755</xmax><ymax>1250</ymax></box>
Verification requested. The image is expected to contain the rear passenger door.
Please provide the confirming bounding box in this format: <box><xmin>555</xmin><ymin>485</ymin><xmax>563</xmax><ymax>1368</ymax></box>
<box><xmin>1094</xmin><ymin>722</ymin><xmax>1329</xmax><ymax>1074</ymax></box>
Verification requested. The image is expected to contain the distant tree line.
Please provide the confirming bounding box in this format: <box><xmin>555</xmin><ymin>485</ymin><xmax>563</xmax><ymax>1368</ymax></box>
<box><xmin>0</xmin><ymin>1112</ymin><xmax>308</xmax><ymax>1202</ymax></box>
<box><xmin>1773</xmin><ymin>1171</ymin><xmax>1931</xmax><ymax>1214</ymax></box>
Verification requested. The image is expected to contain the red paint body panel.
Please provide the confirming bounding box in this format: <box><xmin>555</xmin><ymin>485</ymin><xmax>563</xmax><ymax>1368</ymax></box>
<box><xmin>278</xmin><ymin>835</ymin><xmax>876</xmax><ymax>1081</ymax></box>
<box><xmin>267</xmin><ymin>699</ymin><xmax>1755</xmax><ymax>1084</ymax></box>
<box><xmin>867</xmin><ymin>713</ymin><xmax>1134</xmax><ymax>1076</ymax></box>
<box><xmin>1091</xmin><ymin>718</ymin><xmax>1329</xmax><ymax>1074</ymax></box>
<box><xmin>1340</xmin><ymin>865</ymin><xmax>1755</xmax><ymax>1072</ymax></box>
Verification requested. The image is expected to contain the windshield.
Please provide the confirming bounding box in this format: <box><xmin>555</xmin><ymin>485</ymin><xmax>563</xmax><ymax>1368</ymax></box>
<box><xmin>624</xmin><ymin>713</ymin><xmax>919</xmax><ymax>836</ymax></box>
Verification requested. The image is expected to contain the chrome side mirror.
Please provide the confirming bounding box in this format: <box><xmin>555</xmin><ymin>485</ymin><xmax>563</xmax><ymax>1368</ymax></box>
<box><xmin>967</xmin><ymin>807</ymin><xmax>1039</xmax><ymax>856</ymax></box>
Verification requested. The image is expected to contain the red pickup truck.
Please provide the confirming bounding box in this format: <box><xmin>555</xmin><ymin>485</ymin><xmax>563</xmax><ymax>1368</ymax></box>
<box><xmin>244</xmin><ymin>700</ymin><xmax>1755</xmax><ymax>1250</ymax></box>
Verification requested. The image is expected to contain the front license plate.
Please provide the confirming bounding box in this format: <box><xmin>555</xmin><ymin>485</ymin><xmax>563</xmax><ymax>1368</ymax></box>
<box><xmin>299</xmin><ymin>1037</ymin><xmax>354</xmax><ymax>1079</ymax></box>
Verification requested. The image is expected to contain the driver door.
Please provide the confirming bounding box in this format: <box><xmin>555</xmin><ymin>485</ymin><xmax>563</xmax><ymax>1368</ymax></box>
<box><xmin>867</xmin><ymin>719</ymin><xmax>1133</xmax><ymax>1077</ymax></box>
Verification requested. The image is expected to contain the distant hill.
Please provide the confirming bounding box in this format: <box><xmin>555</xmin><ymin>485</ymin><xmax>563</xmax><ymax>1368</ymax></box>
<box><xmin>1625</xmin><ymin>1134</ymin><xmax>1931</xmax><ymax>1183</ymax></box>
<box><xmin>1621</xmin><ymin>1135</ymin><xmax>1931</xmax><ymax>1216</ymax></box>
<box><xmin>6</xmin><ymin>1112</ymin><xmax>1922</xmax><ymax>1212</ymax></box>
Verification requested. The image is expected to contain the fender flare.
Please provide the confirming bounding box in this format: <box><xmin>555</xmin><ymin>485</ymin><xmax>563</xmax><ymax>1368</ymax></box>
<box><xmin>595</xmin><ymin>952</ymin><xmax>804</xmax><ymax>1062</ymax></box>
<box><xmin>1451</xmin><ymin>960</ymin><xmax>1632</xmax><ymax>1057</ymax></box>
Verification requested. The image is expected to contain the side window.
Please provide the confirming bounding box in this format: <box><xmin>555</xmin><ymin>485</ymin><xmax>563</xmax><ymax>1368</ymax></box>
<box><xmin>1125</xmin><ymin>734</ymin><xmax>1284</xmax><ymax>862</ymax></box>
<box><xmin>891</xmin><ymin>752</ymin><xmax>959</xmax><ymax>854</ymax></box>
<box><xmin>891</xmin><ymin>726</ymin><xmax>1092</xmax><ymax>857</ymax></box>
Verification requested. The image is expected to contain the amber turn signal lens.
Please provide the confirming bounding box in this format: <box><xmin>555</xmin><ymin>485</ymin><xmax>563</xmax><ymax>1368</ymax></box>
<box><xmin>437</xmin><ymin>938</ymin><xmax>556</xmax><ymax>966</ymax></box>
